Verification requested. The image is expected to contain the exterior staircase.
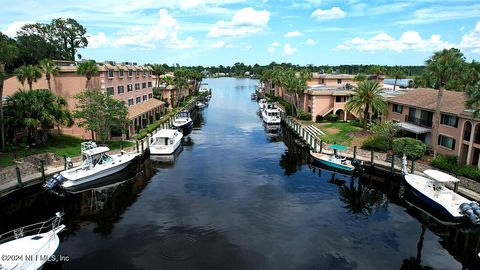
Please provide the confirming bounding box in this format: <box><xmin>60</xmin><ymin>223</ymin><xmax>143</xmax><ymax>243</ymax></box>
<box><xmin>305</xmin><ymin>125</ymin><xmax>325</xmax><ymax>138</ymax></box>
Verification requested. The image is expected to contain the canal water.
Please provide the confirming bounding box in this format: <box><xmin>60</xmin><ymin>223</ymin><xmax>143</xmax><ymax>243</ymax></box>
<box><xmin>1</xmin><ymin>77</ymin><xmax>480</xmax><ymax>269</ymax></box>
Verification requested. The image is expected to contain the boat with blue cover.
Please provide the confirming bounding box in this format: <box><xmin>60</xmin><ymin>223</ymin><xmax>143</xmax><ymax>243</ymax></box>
<box><xmin>310</xmin><ymin>144</ymin><xmax>356</xmax><ymax>173</ymax></box>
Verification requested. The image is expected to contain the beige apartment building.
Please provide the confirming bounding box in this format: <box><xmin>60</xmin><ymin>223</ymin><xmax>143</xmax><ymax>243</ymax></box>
<box><xmin>387</xmin><ymin>88</ymin><xmax>480</xmax><ymax>167</ymax></box>
<box><xmin>3</xmin><ymin>60</ymin><xmax>165</xmax><ymax>140</ymax></box>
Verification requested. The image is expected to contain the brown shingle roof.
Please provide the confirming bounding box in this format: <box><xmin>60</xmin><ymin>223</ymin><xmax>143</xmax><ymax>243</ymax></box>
<box><xmin>128</xmin><ymin>98</ymin><xmax>165</xmax><ymax>119</ymax></box>
<box><xmin>388</xmin><ymin>88</ymin><xmax>466</xmax><ymax>115</ymax></box>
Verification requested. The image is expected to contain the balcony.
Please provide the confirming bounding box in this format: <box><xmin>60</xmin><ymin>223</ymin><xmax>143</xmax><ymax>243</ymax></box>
<box><xmin>406</xmin><ymin>115</ymin><xmax>432</xmax><ymax>128</ymax></box>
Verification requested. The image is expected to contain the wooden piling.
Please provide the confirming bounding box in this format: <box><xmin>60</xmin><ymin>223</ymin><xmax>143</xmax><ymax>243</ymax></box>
<box><xmin>15</xmin><ymin>167</ymin><xmax>22</xmax><ymax>187</ymax></box>
<box><xmin>63</xmin><ymin>155</ymin><xmax>67</xmax><ymax>170</ymax></box>
<box><xmin>411</xmin><ymin>160</ymin><xmax>415</xmax><ymax>174</ymax></box>
<box><xmin>370</xmin><ymin>150</ymin><xmax>374</xmax><ymax>167</ymax></box>
<box><xmin>320</xmin><ymin>140</ymin><xmax>323</xmax><ymax>153</ymax></box>
<box><xmin>141</xmin><ymin>139</ymin><xmax>144</xmax><ymax>154</ymax></box>
<box><xmin>353</xmin><ymin>146</ymin><xmax>357</xmax><ymax>159</ymax></box>
<box><xmin>390</xmin><ymin>154</ymin><xmax>395</xmax><ymax>174</ymax></box>
<box><xmin>40</xmin><ymin>160</ymin><xmax>45</xmax><ymax>181</ymax></box>
<box><xmin>136</xmin><ymin>141</ymin><xmax>139</xmax><ymax>153</ymax></box>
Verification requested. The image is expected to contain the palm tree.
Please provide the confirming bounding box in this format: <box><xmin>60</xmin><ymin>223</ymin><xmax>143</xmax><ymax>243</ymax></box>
<box><xmin>370</xmin><ymin>65</ymin><xmax>386</xmax><ymax>81</ymax></box>
<box><xmin>354</xmin><ymin>73</ymin><xmax>367</xmax><ymax>82</ymax></box>
<box><xmin>76</xmin><ymin>60</ymin><xmax>99</xmax><ymax>91</ymax></box>
<box><xmin>424</xmin><ymin>48</ymin><xmax>465</xmax><ymax>157</ymax></box>
<box><xmin>338</xmin><ymin>178</ymin><xmax>387</xmax><ymax>216</ymax></box>
<box><xmin>390</xmin><ymin>66</ymin><xmax>405</xmax><ymax>91</ymax></box>
<box><xmin>38</xmin><ymin>59</ymin><xmax>60</xmax><ymax>90</ymax></box>
<box><xmin>465</xmin><ymin>84</ymin><xmax>480</xmax><ymax>118</ymax></box>
<box><xmin>15</xmin><ymin>65</ymin><xmax>42</xmax><ymax>91</ymax></box>
<box><xmin>148</xmin><ymin>63</ymin><xmax>166</xmax><ymax>88</ymax></box>
<box><xmin>345</xmin><ymin>80</ymin><xmax>387</xmax><ymax>124</ymax></box>
<box><xmin>173</xmin><ymin>68</ymin><xmax>189</xmax><ymax>107</ymax></box>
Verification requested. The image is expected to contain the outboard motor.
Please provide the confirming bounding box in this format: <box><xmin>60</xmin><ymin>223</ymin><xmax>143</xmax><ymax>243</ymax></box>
<box><xmin>43</xmin><ymin>173</ymin><xmax>66</xmax><ymax>190</ymax></box>
<box><xmin>351</xmin><ymin>158</ymin><xmax>361</xmax><ymax>169</ymax></box>
<box><xmin>460</xmin><ymin>202</ymin><xmax>480</xmax><ymax>224</ymax></box>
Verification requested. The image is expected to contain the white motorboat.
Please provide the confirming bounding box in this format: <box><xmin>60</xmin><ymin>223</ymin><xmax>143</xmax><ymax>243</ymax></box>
<box><xmin>44</xmin><ymin>141</ymin><xmax>140</xmax><ymax>190</ymax></box>
<box><xmin>172</xmin><ymin>111</ymin><xmax>193</xmax><ymax>136</ymax></box>
<box><xmin>199</xmin><ymin>83</ymin><xmax>210</xmax><ymax>93</ymax></box>
<box><xmin>261</xmin><ymin>106</ymin><xmax>281</xmax><ymax>124</ymax></box>
<box><xmin>258</xmin><ymin>99</ymin><xmax>267</xmax><ymax>110</ymax></box>
<box><xmin>0</xmin><ymin>213</ymin><xmax>66</xmax><ymax>270</ymax></box>
<box><xmin>310</xmin><ymin>145</ymin><xmax>357</xmax><ymax>174</ymax></box>
<box><xmin>149</xmin><ymin>129</ymin><xmax>183</xmax><ymax>155</ymax></box>
<box><xmin>196</xmin><ymin>101</ymin><xmax>206</xmax><ymax>109</ymax></box>
<box><xmin>402</xmin><ymin>160</ymin><xmax>480</xmax><ymax>223</ymax></box>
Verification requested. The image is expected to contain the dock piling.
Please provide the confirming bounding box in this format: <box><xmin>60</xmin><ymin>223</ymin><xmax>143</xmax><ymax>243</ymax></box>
<box><xmin>320</xmin><ymin>140</ymin><xmax>323</xmax><ymax>153</ymax></box>
<box><xmin>15</xmin><ymin>167</ymin><xmax>22</xmax><ymax>187</ymax></box>
<box><xmin>411</xmin><ymin>160</ymin><xmax>415</xmax><ymax>174</ymax></box>
<box><xmin>63</xmin><ymin>155</ymin><xmax>67</xmax><ymax>170</ymax></box>
<box><xmin>141</xmin><ymin>139</ymin><xmax>144</xmax><ymax>154</ymax></box>
<box><xmin>353</xmin><ymin>146</ymin><xmax>357</xmax><ymax>159</ymax></box>
<box><xmin>136</xmin><ymin>141</ymin><xmax>139</xmax><ymax>153</ymax></box>
<box><xmin>40</xmin><ymin>160</ymin><xmax>45</xmax><ymax>181</ymax></box>
<box><xmin>370</xmin><ymin>150</ymin><xmax>374</xmax><ymax>168</ymax></box>
<box><xmin>390</xmin><ymin>154</ymin><xmax>395</xmax><ymax>174</ymax></box>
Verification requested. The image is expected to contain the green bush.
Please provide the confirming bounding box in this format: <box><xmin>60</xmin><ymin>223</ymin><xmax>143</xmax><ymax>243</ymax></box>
<box><xmin>325</xmin><ymin>114</ymin><xmax>340</xmax><ymax>122</ymax></box>
<box><xmin>350</xmin><ymin>119</ymin><xmax>365</xmax><ymax>128</ymax></box>
<box><xmin>431</xmin><ymin>155</ymin><xmax>480</xmax><ymax>181</ymax></box>
<box><xmin>392</xmin><ymin>137</ymin><xmax>426</xmax><ymax>160</ymax></box>
<box><xmin>298</xmin><ymin>110</ymin><xmax>312</xmax><ymax>121</ymax></box>
<box><xmin>361</xmin><ymin>136</ymin><xmax>390</xmax><ymax>152</ymax></box>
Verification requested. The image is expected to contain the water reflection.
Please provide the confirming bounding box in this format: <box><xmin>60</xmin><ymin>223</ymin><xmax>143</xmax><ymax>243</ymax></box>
<box><xmin>338</xmin><ymin>177</ymin><xmax>388</xmax><ymax>216</ymax></box>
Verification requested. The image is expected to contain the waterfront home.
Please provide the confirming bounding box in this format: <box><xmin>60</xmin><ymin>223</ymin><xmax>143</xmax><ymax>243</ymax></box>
<box><xmin>387</xmin><ymin>88</ymin><xmax>480</xmax><ymax>167</ymax></box>
<box><xmin>3</xmin><ymin>60</ymin><xmax>165</xmax><ymax>140</ymax></box>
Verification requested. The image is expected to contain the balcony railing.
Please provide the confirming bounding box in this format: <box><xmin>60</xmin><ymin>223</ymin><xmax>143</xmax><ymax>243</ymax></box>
<box><xmin>406</xmin><ymin>115</ymin><xmax>432</xmax><ymax>128</ymax></box>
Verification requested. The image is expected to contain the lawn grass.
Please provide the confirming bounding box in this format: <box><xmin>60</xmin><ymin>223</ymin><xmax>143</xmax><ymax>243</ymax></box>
<box><xmin>316</xmin><ymin>122</ymin><xmax>362</xmax><ymax>146</ymax></box>
<box><xmin>0</xmin><ymin>135</ymin><xmax>134</xmax><ymax>167</ymax></box>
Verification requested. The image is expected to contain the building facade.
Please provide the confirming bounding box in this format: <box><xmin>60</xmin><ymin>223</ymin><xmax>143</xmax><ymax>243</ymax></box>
<box><xmin>387</xmin><ymin>88</ymin><xmax>480</xmax><ymax>167</ymax></box>
<box><xmin>4</xmin><ymin>60</ymin><xmax>165</xmax><ymax>140</ymax></box>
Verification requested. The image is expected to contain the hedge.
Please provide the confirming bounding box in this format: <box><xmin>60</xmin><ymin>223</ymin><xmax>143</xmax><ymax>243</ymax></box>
<box><xmin>431</xmin><ymin>155</ymin><xmax>480</xmax><ymax>181</ymax></box>
<box><xmin>361</xmin><ymin>136</ymin><xmax>390</xmax><ymax>152</ymax></box>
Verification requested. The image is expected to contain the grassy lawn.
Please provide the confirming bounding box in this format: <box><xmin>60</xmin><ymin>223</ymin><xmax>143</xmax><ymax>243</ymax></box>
<box><xmin>315</xmin><ymin>122</ymin><xmax>362</xmax><ymax>146</ymax></box>
<box><xmin>0</xmin><ymin>135</ymin><xmax>134</xmax><ymax>167</ymax></box>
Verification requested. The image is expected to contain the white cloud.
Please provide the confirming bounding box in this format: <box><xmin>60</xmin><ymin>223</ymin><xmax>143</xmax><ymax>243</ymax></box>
<box><xmin>335</xmin><ymin>31</ymin><xmax>454</xmax><ymax>52</ymax></box>
<box><xmin>284</xmin><ymin>30</ymin><xmax>303</xmax><ymax>38</ymax></box>
<box><xmin>396</xmin><ymin>4</ymin><xmax>480</xmax><ymax>25</ymax></box>
<box><xmin>112</xmin><ymin>9</ymin><xmax>195</xmax><ymax>49</ymax></box>
<box><xmin>245</xmin><ymin>45</ymin><xmax>252</xmax><ymax>50</ymax></box>
<box><xmin>1</xmin><ymin>21</ymin><xmax>34</xmax><ymax>37</ymax></box>
<box><xmin>207</xmin><ymin>7</ymin><xmax>270</xmax><ymax>38</ymax></box>
<box><xmin>459</xmin><ymin>21</ymin><xmax>480</xmax><ymax>53</ymax></box>
<box><xmin>306</xmin><ymin>38</ymin><xmax>317</xmax><ymax>45</ymax></box>
<box><xmin>268</xmin><ymin>46</ymin><xmax>275</xmax><ymax>54</ymax></box>
<box><xmin>87</xmin><ymin>32</ymin><xmax>107</xmax><ymax>48</ymax></box>
<box><xmin>210</xmin><ymin>41</ymin><xmax>225</xmax><ymax>48</ymax></box>
<box><xmin>271</xmin><ymin>41</ymin><xmax>280</xmax><ymax>47</ymax></box>
<box><xmin>283</xmin><ymin>43</ymin><xmax>297</xmax><ymax>55</ymax></box>
<box><xmin>311</xmin><ymin>7</ymin><xmax>346</xmax><ymax>21</ymax></box>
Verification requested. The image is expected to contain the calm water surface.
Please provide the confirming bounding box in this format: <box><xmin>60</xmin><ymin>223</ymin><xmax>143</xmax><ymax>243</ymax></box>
<box><xmin>1</xmin><ymin>78</ymin><xmax>480</xmax><ymax>269</ymax></box>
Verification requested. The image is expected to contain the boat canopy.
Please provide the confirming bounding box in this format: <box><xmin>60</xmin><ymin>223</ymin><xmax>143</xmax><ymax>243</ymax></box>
<box><xmin>153</xmin><ymin>129</ymin><xmax>178</xmax><ymax>138</ymax></box>
<box><xmin>424</xmin><ymin>169</ymin><xmax>460</xmax><ymax>183</ymax></box>
<box><xmin>82</xmin><ymin>146</ymin><xmax>110</xmax><ymax>156</ymax></box>
<box><xmin>329</xmin><ymin>144</ymin><xmax>348</xmax><ymax>151</ymax></box>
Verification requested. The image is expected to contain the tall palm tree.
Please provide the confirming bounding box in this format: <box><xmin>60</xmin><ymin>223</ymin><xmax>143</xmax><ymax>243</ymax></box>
<box><xmin>76</xmin><ymin>60</ymin><xmax>99</xmax><ymax>91</ymax></box>
<box><xmin>370</xmin><ymin>65</ymin><xmax>386</xmax><ymax>82</ymax></box>
<box><xmin>424</xmin><ymin>48</ymin><xmax>465</xmax><ymax>157</ymax></box>
<box><xmin>173</xmin><ymin>68</ymin><xmax>189</xmax><ymax>107</ymax></box>
<box><xmin>345</xmin><ymin>80</ymin><xmax>387</xmax><ymax>124</ymax></box>
<box><xmin>338</xmin><ymin>178</ymin><xmax>387</xmax><ymax>216</ymax></box>
<box><xmin>38</xmin><ymin>59</ymin><xmax>60</xmax><ymax>90</ymax></box>
<box><xmin>148</xmin><ymin>63</ymin><xmax>166</xmax><ymax>88</ymax></box>
<box><xmin>15</xmin><ymin>65</ymin><xmax>42</xmax><ymax>91</ymax></box>
<box><xmin>390</xmin><ymin>66</ymin><xmax>405</xmax><ymax>91</ymax></box>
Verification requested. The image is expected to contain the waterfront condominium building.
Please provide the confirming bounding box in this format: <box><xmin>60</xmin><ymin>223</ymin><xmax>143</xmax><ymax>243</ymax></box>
<box><xmin>3</xmin><ymin>60</ymin><xmax>165</xmax><ymax>140</ymax></box>
<box><xmin>387</xmin><ymin>88</ymin><xmax>480</xmax><ymax>167</ymax></box>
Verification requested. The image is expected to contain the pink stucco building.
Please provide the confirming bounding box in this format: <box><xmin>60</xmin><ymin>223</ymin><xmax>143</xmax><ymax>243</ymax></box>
<box><xmin>3</xmin><ymin>60</ymin><xmax>165</xmax><ymax>140</ymax></box>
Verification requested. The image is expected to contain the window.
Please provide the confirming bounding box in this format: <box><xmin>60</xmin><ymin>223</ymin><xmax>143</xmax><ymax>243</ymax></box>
<box><xmin>148</xmin><ymin>93</ymin><xmax>153</xmax><ymax>99</ymax></box>
<box><xmin>128</xmin><ymin>98</ymin><xmax>134</xmax><ymax>106</ymax></box>
<box><xmin>392</xmin><ymin>104</ymin><xmax>403</xmax><ymax>113</ymax></box>
<box><xmin>143</xmin><ymin>95</ymin><xmax>148</xmax><ymax>101</ymax></box>
<box><xmin>143</xmin><ymin>70</ymin><xmax>147</xmax><ymax>77</ymax></box>
<box><xmin>148</xmin><ymin>82</ymin><xmax>152</xmax><ymax>88</ymax></box>
<box><xmin>438</xmin><ymin>135</ymin><xmax>456</xmax><ymax>150</ymax></box>
<box><xmin>119</xmin><ymin>70</ymin><xmax>124</xmax><ymax>78</ymax></box>
<box><xmin>136</xmin><ymin>96</ymin><xmax>141</xmax><ymax>104</ymax></box>
<box><xmin>136</xmin><ymin>70</ymin><xmax>140</xmax><ymax>77</ymax></box>
<box><xmin>127</xmin><ymin>84</ymin><xmax>133</xmax><ymax>92</ymax></box>
<box><xmin>441</xmin><ymin>114</ymin><xmax>458</xmax><ymax>128</ymax></box>
<box><xmin>135</xmin><ymin>83</ymin><xmax>140</xmax><ymax>90</ymax></box>
<box><xmin>117</xmin><ymin>85</ymin><xmax>124</xmax><ymax>94</ymax></box>
<box><xmin>108</xmin><ymin>69</ymin><xmax>114</xmax><ymax>78</ymax></box>
<box><xmin>106</xmin><ymin>87</ymin><xmax>114</xmax><ymax>96</ymax></box>
<box><xmin>337</xmin><ymin>79</ymin><xmax>342</xmax><ymax>84</ymax></box>
<box><xmin>307</xmin><ymin>106</ymin><xmax>312</xmax><ymax>113</ymax></box>
<box><xmin>142</xmin><ymin>82</ymin><xmax>147</xmax><ymax>89</ymax></box>
<box><xmin>128</xmin><ymin>69</ymin><xmax>133</xmax><ymax>77</ymax></box>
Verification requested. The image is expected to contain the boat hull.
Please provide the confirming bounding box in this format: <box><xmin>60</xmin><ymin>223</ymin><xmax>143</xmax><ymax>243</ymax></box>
<box><xmin>174</xmin><ymin>120</ymin><xmax>193</xmax><ymax>136</ymax></box>
<box><xmin>150</xmin><ymin>137</ymin><xmax>182</xmax><ymax>155</ymax></box>
<box><xmin>310</xmin><ymin>151</ymin><xmax>354</xmax><ymax>174</ymax></box>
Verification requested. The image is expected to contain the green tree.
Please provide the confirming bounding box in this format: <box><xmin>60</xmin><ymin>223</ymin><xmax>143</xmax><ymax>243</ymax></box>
<box><xmin>389</xmin><ymin>66</ymin><xmax>405</xmax><ymax>91</ymax></box>
<box><xmin>354</xmin><ymin>73</ymin><xmax>367</xmax><ymax>82</ymax></box>
<box><xmin>173</xmin><ymin>67</ymin><xmax>189</xmax><ymax>106</ymax></box>
<box><xmin>148</xmin><ymin>64</ymin><xmax>166</xmax><ymax>89</ymax></box>
<box><xmin>424</xmin><ymin>48</ymin><xmax>466</xmax><ymax>157</ymax></box>
<box><xmin>345</xmin><ymin>80</ymin><xmax>387</xmax><ymax>124</ymax></box>
<box><xmin>369</xmin><ymin>65</ymin><xmax>386</xmax><ymax>81</ymax></box>
<box><xmin>465</xmin><ymin>84</ymin><xmax>480</xmax><ymax>118</ymax></box>
<box><xmin>4</xmin><ymin>89</ymin><xmax>72</xmax><ymax>144</ymax></box>
<box><xmin>73</xmin><ymin>90</ymin><xmax>129</xmax><ymax>143</ymax></box>
<box><xmin>281</xmin><ymin>68</ymin><xmax>311</xmax><ymax>117</ymax></box>
<box><xmin>38</xmin><ymin>59</ymin><xmax>59</xmax><ymax>90</ymax></box>
<box><xmin>0</xmin><ymin>33</ymin><xmax>19</xmax><ymax>151</ymax></box>
<box><xmin>77</xmin><ymin>60</ymin><xmax>99</xmax><ymax>91</ymax></box>
<box><xmin>15</xmin><ymin>65</ymin><xmax>41</xmax><ymax>90</ymax></box>
<box><xmin>368</xmin><ymin>120</ymin><xmax>399</xmax><ymax>148</ymax></box>
<box><xmin>392</xmin><ymin>137</ymin><xmax>426</xmax><ymax>160</ymax></box>
<box><xmin>15</xmin><ymin>33</ymin><xmax>62</xmax><ymax>66</ymax></box>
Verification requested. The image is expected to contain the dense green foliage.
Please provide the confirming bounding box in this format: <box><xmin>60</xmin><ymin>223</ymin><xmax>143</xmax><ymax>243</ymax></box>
<box><xmin>392</xmin><ymin>137</ymin><xmax>426</xmax><ymax>160</ymax></box>
<box><xmin>324</xmin><ymin>114</ymin><xmax>340</xmax><ymax>122</ymax></box>
<box><xmin>298</xmin><ymin>110</ymin><xmax>312</xmax><ymax>121</ymax></box>
<box><xmin>361</xmin><ymin>136</ymin><xmax>391</xmax><ymax>152</ymax></box>
<box><xmin>76</xmin><ymin>60</ymin><xmax>99</xmax><ymax>90</ymax></box>
<box><xmin>15</xmin><ymin>65</ymin><xmax>41</xmax><ymax>90</ymax></box>
<box><xmin>345</xmin><ymin>80</ymin><xmax>387</xmax><ymax>123</ymax></box>
<box><xmin>368</xmin><ymin>120</ymin><xmax>399</xmax><ymax>148</ymax></box>
<box><xmin>431</xmin><ymin>155</ymin><xmax>480</xmax><ymax>181</ymax></box>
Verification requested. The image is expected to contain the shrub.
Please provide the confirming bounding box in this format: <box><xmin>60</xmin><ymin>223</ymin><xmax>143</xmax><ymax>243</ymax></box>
<box><xmin>325</xmin><ymin>114</ymin><xmax>340</xmax><ymax>122</ymax></box>
<box><xmin>431</xmin><ymin>155</ymin><xmax>480</xmax><ymax>181</ymax></box>
<box><xmin>315</xmin><ymin>115</ymin><xmax>323</xmax><ymax>122</ymax></box>
<box><xmin>298</xmin><ymin>110</ymin><xmax>312</xmax><ymax>121</ymax></box>
<box><xmin>392</xmin><ymin>137</ymin><xmax>426</xmax><ymax>160</ymax></box>
<box><xmin>350</xmin><ymin>118</ymin><xmax>365</xmax><ymax>128</ymax></box>
<box><xmin>361</xmin><ymin>136</ymin><xmax>390</xmax><ymax>152</ymax></box>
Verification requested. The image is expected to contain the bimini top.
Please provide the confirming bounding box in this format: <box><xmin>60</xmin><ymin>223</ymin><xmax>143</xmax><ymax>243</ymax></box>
<box><xmin>424</xmin><ymin>169</ymin><xmax>460</xmax><ymax>183</ymax></box>
<box><xmin>329</xmin><ymin>144</ymin><xmax>348</xmax><ymax>151</ymax></box>
<box><xmin>152</xmin><ymin>129</ymin><xmax>179</xmax><ymax>139</ymax></box>
<box><xmin>82</xmin><ymin>146</ymin><xmax>110</xmax><ymax>156</ymax></box>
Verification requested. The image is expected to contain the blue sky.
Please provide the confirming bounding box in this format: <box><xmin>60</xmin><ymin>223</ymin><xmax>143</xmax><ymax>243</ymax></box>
<box><xmin>1</xmin><ymin>0</ymin><xmax>480</xmax><ymax>66</ymax></box>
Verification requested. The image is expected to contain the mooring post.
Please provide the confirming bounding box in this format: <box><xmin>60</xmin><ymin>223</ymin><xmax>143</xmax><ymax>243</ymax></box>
<box><xmin>146</xmin><ymin>136</ymin><xmax>150</xmax><ymax>148</ymax></box>
<box><xmin>141</xmin><ymin>139</ymin><xmax>144</xmax><ymax>154</ymax></box>
<box><xmin>390</xmin><ymin>154</ymin><xmax>395</xmax><ymax>174</ymax></box>
<box><xmin>314</xmin><ymin>139</ymin><xmax>318</xmax><ymax>152</ymax></box>
<box><xmin>136</xmin><ymin>140</ymin><xmax>139</xmax><ymax>153</ymax></box>
<box><xmin>454</xmin><ymin>182</ymin><xmax>459</xmax><ymax>193</ymax></box>
<box><xmin>411</xmin><ymin>160</ymin><xmax>415</xmax><ymax>174</ymax></box>
<box><xmin>15</xmin><ymin>167</ymin><xmax>22</xmax><ymax>187</ymax></box>
<box><xmin>370</xmin><ymin>150</ymin><xmax>374</xmax><ymax>167</ymax></box>
<box><xmin>63</xmin><ymin>155</ymin><xmax>67</xmax><ymax>170</ymax></box>
<box><xmin>320</xmin><ymin>140</ymin><xmax>323</xmax><ymax>153</ymax></box>
<box><xmin>353</xmin><ymin>146</ymin><xmax>357</xmax><ymax>159</ymax></box>
<box><xmin>40</xmin><ymin>160</ymin><xmax>45</xmax><ymax>181</ymax></box>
